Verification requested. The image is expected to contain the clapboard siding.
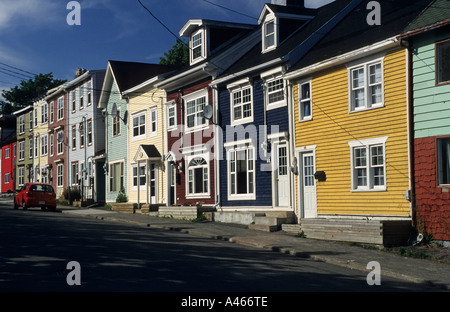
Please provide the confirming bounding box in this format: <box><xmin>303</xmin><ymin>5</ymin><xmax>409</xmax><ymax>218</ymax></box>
<box><xmin>294</xmin><ymin>48</ymin><xmax>411</xmax><ymax>216</ymax></box>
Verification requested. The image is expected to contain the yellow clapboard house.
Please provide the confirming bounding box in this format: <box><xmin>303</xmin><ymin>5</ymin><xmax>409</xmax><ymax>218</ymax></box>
<box><xmin>288</xmin><ymin>46</ymin><xmax>411</xmax><ymax>224</ymax></box>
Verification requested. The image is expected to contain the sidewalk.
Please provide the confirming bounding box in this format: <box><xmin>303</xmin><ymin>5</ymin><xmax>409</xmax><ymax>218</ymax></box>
<box><xmin>61</xmin><ymin>206</ymin><xmax>450</xmax><ymax>291</ymax></box>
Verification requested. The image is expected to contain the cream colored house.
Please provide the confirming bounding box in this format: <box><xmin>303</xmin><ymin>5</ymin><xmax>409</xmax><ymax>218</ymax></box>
<box><xmin>33</xmin><ymin>98</ymin><xmax>50</xmax><ymax>184</ymax></box>
<box><xmin>122</xmin><ymin>66</ymin><xmax>177</xmax><ymax>209</ymax></box>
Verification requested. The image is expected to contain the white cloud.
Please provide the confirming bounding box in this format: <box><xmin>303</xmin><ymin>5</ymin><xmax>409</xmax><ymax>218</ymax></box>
<box><xmin>0</xmin><ymin>0</ymin><xmax>59</xmax><ymax>32</ymax></box>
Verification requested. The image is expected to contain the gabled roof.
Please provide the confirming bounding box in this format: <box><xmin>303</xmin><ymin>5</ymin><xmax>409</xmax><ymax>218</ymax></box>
<box><xmin>258</xmin><ymin>3</ymin><xmax>317</xmax><ymax>24</ymax></box>
<box><xmin>98</xmin><ymin>61</ymin><xmax>178</xmax><ymax>107</ymax></box>
<box><xmin>288</xmin><ymin>0</ymin><xmax>435</xmax><ymax>74</ymax></box>
<box><xmin>216</xmin><ymin>0</ymin><xmax>355</xmax><ymax>81</ymax></box>
<box><xmin>108</xmin><ymin>61</ymin><xmax>178</xmax><ymax>93</ymax></box>
<box><xmin>398</xmin><ymin>0</ymin><xmax>450</xmax><ymax>38</ymax></box>
<box><xmin>180</xmin><ymin>19</ymin><xmax>255</xmax><ymax>37</ymax></box>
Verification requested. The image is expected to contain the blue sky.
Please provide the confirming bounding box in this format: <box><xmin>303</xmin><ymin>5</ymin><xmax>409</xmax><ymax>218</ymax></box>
<box><xmin>0</xmin><ymin>0</ymin><xmax>333</xmax><ymax>98</ymax></box>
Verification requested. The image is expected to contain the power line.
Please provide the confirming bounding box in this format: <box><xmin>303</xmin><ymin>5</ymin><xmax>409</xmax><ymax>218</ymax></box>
<box><xmin>0</xmin><ymin>61</ymin><xmax>37</xmax><ymax>77</ymax></box>
<box><xmin>202</xmin><ymin>0</ymin><xmax>258</xmax><ymax>20</ymax></box>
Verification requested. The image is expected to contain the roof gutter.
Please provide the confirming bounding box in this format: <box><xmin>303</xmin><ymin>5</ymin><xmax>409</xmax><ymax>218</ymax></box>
<box><xmin>397</xmin><ymin>19</ymin><xmax>450</xmax><ymax>40</ymax></box>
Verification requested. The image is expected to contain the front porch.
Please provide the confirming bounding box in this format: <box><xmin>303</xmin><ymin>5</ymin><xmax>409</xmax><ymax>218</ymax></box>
<box><xmin>282</xmin><ymin>218</ymin><xmax>413</xmax><ymax>246</ymax></box>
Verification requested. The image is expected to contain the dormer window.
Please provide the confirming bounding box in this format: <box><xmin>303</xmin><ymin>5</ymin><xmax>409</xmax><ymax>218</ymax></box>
<box><xmin>190</xmin><ymin>29</ymin><xmax>205</xmax><ymax>64</ymax></box>
<box><xmin>264</xmin><ymin>20</ymin><xmax>276</xmax><ymax>50</ymax></box>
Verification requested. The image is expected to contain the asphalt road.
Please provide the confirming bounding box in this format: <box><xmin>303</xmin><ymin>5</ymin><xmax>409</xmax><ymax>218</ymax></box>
<box><xmin>0</xmin><ymin>199</ymin><xmax>437</xmax><ymax>295</ymax></box>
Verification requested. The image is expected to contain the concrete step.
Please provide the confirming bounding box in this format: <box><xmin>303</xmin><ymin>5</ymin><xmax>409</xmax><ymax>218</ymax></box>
<box><xmin>248</xmin><ymin>224</ymin><xmax>280</xmax><ymax>232</ymax></box>
<box><xmin>254</xmin><ymin>216</ymin><xmax>288</xmax><ymax>226</ymax></box>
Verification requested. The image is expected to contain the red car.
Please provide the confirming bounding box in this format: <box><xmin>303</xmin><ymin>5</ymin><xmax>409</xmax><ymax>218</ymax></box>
<box><xmin>14</xmin><ymin>183</ymin><xmax>57</xmax><ymax>211</ymax></box>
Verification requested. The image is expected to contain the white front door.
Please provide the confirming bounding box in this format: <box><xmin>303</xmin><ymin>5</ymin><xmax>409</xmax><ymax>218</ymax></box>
<box><xmin>149</xmin><ymin>163</ymin><xmax>157</xmax><ymax>204</ymax></box>
<box><xmin>301</xmin><ymin>152</ymin><xmax>317</xmax><ymax>218</ymax></box>
<box><xmin>275</xmin><ymin>144</ymin><xmax>289</xmax><ymax>207</ymax></box>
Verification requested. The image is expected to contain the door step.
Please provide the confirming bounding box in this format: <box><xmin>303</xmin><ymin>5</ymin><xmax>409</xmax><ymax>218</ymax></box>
<box><xmin>248</xmin><ymin>211</ymin><xmax>295</xmax><ymax>232</ymax></box>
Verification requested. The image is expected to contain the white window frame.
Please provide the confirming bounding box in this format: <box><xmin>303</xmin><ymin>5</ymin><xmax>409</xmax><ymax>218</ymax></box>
<box><xmin>185</xmin><ymin>152</ymin><xmax>210</xmax><ymax>198</ymax></box>
<box><xmin>72</xmin><ymin>125</ymin><xmax>77</xmax><ymax>150</ymax></box>
<box><xmin>19</xmin><ymin>115</ymin><xmax>25</xmax><ymax>134</ymax></box>
<box><xmin>112</xmin><ymin>107</ymin><xmax>121</xmax><ymax>137</ymax></box>
<box><xmin>166</xmin><ymin>101</ymin><xmax>177</xmax><ymax>131</ymax></box>
<box><xmin>262</xmin><ymin>15</ymin><xmax>277</xmax><ymax>53</ymax></box>
<box><xmin>79</xmin><ymin>86</ymin><xmax>84</xmax><ymax>110</ymax></box>
<box><xmin>34</xmin><ymin>107</ymin><xmax>38</xmax><ymax>128</ymax></box>
<box><xmin>225</xmin><ymin>139</ymin><xmax>256</xmax><ymax>200</ymax></box>
<box><xmin>57</xmin><ymin>96</ymin><xmax>64</xmax><ymax>120</ymax></box>
<box><xmin>57</xmin><ymin>130</ymin><xmax>64</xmax><ymax>155</ymax></box>
<box><xmin>79</xmin><ymin>122</ymin><xmax>85</xmax><ymax>149</ymax></box>
<box><xmin>265</xmin><ymin>76</ymin><xmax>286</xmax><ymax>110</ymax></box>
<box><xmin>298</xmin><ymin>79</ymin><xmax>312</xmax><ymax>121</ymax></box>
<box><xmin>4</xmin><ymin>173</ymin><xmax>9</xmax><ymax>184</ymax></box>
<box><xmin>57</xmin><ymin>163</ymin><xmax>64</xmax><ymax>187</ymax></box>
<box><xmin>18</xmin><ymin>166</ymin><xmax>25</xmax><ymax>186</ymax></box>
<box><xmin>40</xmin><ymin>133</ymin><xmax>48</xmax><ymax>156</ymax></box>
<box><xmin>131</xmin><ymin>110</ymin><xmax>146</xmax><ymax>141</ymax></box>
<box><xmin>228</xmin><ymin>79</ymin><xmax>253</xmax><ymax>126</ymax></box>
<box><xmin>132</xmin><ymin>162</ymin><xmax>147</xmax><ymax>191</ymax></box>
<box><xmin>109</xmin><ymin>161</ymin><xmax>124</xmax><ymax>192</ymax></box>
<box><xmin>190</xmin><ymin>29</ymin><xmax>205</xmax><ymax>65</ymax></box>
<box><xmin>34</xmin><ymin>136</ymin><xmax>38</xmax><ymax>158</ymax></box>
<box><xmin>41</xmin><ymin>103</ymin><xmax>48</xmax><ymax>124</ymax></box>
<box><xmin>4</xmin><ymin>148</ymin><xmax>10</xmax><ymax>159</ymax></box>
<box><xmin>19</xmin><ymin>141</ymin><xmax>25</xmax><ymax>161</ymax></box>
<box><xmin>28</xmin><ymin>138</ymin><xmax>33</xmax><ymax>159</ymax></box>
<box><xmin>348</xmin><ymin>57</ymin><xmax>384</xmax><ymax>112</ymax></box>
<box><xmin>150</xmin><ymin>107</ymin><xmax>157</xmax><ymax>137</ymax></box>
<box><xmin>436</xmin><ymin>39</ymin><xmax>450</xmax><ymax>85</ymax></box>
<box><xmin>349</xmin><ymin>136</ymin><xmax>387</xmax><ymax>192</ymax></box>
<box><xmin>87</xmin><ymin>81</ymin><xmax>92</xmax><ymax>106</ymax></box>
<box><xmin>50</xmin><ymin>101</ymin><xmax>54</xmax><ymax>123</ymax></box>
<box><xmin>71</xmin><ymin>91</ymin><xmax>76</xmax><ymax>113</ymax></box>
<box><xmin>87</xmin><ymin>119</ymin><xmax>93</xmax><ymax>146</ymax></box>
<box><xmin>50</xmin><ymin>133</ymin><xmax>54</xmax><ymax>156</ymax></box>
<box><xmin>183</xmin><ymin>89</ymin><xmax>208</xmax><ymax>133</ymax></box>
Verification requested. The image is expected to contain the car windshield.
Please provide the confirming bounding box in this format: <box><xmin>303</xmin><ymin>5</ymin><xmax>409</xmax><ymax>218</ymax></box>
<box><xmin>29</xmin><ymin>184</ymin><xmax>54</xmax><ymax>192</ymax></box>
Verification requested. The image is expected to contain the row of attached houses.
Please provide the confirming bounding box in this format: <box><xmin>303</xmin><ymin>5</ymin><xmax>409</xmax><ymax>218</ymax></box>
<box><xmin>1</xmin><ymin>0</ymin><xmax>448</xmax><ymax>244</ymax></box>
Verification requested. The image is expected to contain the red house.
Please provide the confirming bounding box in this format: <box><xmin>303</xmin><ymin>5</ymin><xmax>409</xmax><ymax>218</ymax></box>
<box><xmin>155</xmin><ymin>19</ymin><xmax>259</xmax><ymax>207</ymax></box>
<box><xmin>0</xmin><ymin>114</ymin><xmax>16</xmax><ymax>193</ymax></box>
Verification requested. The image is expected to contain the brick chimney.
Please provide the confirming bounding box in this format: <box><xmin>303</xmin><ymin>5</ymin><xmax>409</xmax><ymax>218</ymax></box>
<box><xmin>271</xmin><ymin>0</ymin><xmax>305</xmax><ymax>7</ymax></box>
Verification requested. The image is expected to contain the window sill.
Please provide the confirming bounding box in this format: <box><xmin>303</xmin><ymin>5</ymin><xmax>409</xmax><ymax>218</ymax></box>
<box><xmin>351</xmin><ymin>188</ymin><xmax>387</xmax><ymax>192</ymax></box>
<box><xmin>228</xmin><ymin>194</ymin><xmax>256</xmax><ymax>201</ymax></box>
<box><xmin>230</xmin><ymin>118</ymin><xmax>254</xmax><ymax>127</ymax></box>
<box><xmin>186</xmin><ymin>194</ymin><xmax>211</xmax><ymax>199</ymax></box>
<box><xmin>267</xmin><ymin>101</ymin><xmax>286</xmax><ymax>111</ymax></box>
<box><xmin>349</xmin><ymin>103</ymin><xmax>384</xmax><ymax>114</ymax></box>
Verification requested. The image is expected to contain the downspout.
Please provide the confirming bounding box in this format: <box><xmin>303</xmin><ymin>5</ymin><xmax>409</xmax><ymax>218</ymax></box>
<box><xmin>404</xmin><ymin>39</ymin><xmax>416</xmax><ymax>229</ymax></box>
<box><xmin>212</xmin><ymin>85</ymin><xmax>220</xmax><ymax>210</ymax></box>
<box><xmin>286</xmin><ymin>79</ymin><xmax>296</xmax><ymax>215</ymax></box>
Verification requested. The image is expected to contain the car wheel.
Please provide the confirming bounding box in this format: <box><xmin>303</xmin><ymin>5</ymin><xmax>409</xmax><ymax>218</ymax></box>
<box><xmin>22</xmin><ymin>201</ymin><xmax>27</xmax><ymax>210</ymax></box>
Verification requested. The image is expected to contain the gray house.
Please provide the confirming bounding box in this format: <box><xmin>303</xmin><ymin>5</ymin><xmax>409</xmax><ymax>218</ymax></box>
<box><xmin>65</xmin><ymin>68</ymin><xmax>106</xmax><ymax>204</ymax></box>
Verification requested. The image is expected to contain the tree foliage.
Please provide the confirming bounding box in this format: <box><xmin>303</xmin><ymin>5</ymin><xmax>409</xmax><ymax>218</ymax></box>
<box><xmin>1</xmin><ymin>73</ymin><xmax>66</xmax><ymax>112</ymax></box>
<box><xmin>159</xmin><ymin>39</ymin><xmax>189</xmax><ymax>66</ymax></box>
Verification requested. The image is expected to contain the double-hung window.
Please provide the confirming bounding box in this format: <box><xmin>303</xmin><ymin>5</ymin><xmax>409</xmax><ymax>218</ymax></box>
<box><xmin>150</xmin><ymin>107</ymin><xmax>157</xmax><ymax>137</ymax></box>
<box><xmin>349</xmin><ymin>137</ymin><xmax>387</xmax><ymax>191</ymax></box>
<box><xmin>109</xmin><ymin>161</ymin><xmax>124</xmax><ymax>192</ymax></box>
<box><xmin>299</xmin><ymin>80</ymin><xmax>312</xmax><ymax>121</ymax></box>
<box><xmin>87</xmin><ymin>81</ymin><xmax>92</xmax><ymax>106</ymax></box>
<box><xmin>29</xmin><ymin>138</ymin><xmax>33</xmax><ymax>159</ymax></box>
<box><xmin>167</xmin><ymin>102</ymin><xmax>177</xmax><ymax>130</ymax></box>
<box><xmin>79</xmin><ymin>86</ymin><xmax>84</xmax><ymax>110</ymax></box>
<box><xmin>57</xmin><ymin>164</ymin><xmax>63</xmax><ymax>187</ymax></box>
<box><xmin>191</xmin><ymin>30</ymin><xmax>204</xmax><ymax>64</ymax></box>
<box><xmin>57</xmin><ymin>130</ymin><xmax>64</xmax><ymax>155</ymax></box>
<box><xmin>185</xmin><ymin>93</ymin><xmax>207</xmax><ymax>131</ymax></box>
<box><xmin>132</xmin><ymin>163</ymin><xmax>146</xmax><ymax>189</ymax></box>
<box><xmin>41</xmin><ymin>134</ymin><xmax>48</xmax><ymax>156</ymax></box>
<box><xmin>263</xmin><ymin>20</ymin><xmax>275</xmax><ymax>51</ymax></box>
<box><xmin>50</xmin><ymin>102</ymin><xmax>54</xmax><ymax>123</ymax></box>
<box><xmin>18</xmin><ymin>166</ymin><xmax>25</xmax><ymax>186</ymax></box>
<box><xmin>19</xmin><ymin>115</ymin><xmax>25</xmax><ymax>134</ymax></box>
<box><xmin>41</xmin><ymin>103</ymin><xmax>48</xmax><ymax>123</ymax></box>
<box><xmin>112</xmin><ymin>108</ymin><xmax>121</xmax><ymax>136</ymax></box>
<box><xmin>437</xmin><ymin>137</ymin><xmax>450</xmax><ymax>186</ymax></box>
<box><xmin>57</xmin><ymin>96</ymin><xmax>64</xmax><ymax>120</ymax></box>
<box><xmin>79</xmin><ymin>122</ymin><xmax>85</xmax><ymax>148</ymax></box>
<box><xmin>228</xmin><ymin>79</ymin><xmax>253</xmax><ymax>125</ymax></box>
<box><xmin>266</xmin><ymin>78</ymin><xmax>285</xmax><ymax>108</ymax></box>
<box><xmin>34</xmin><ymin>107</ymin><xmax>38</xmax><ymax>127</ymax></box>
<box><xmin>87</xmin><ymin>119</ymin><xmax>92</xmax><ymax>145</ymax></box>
<box><xmin>227</xmin><ymin>144</ymin><xmax>255</xmax><ymax>199</ymax></box>
<box><xmin>231</xmin><ymin>86</ymin><xmax>252</xmax><ymax>124</ymax></box>
<box><xmin>71</xmin><ymin>162</ymin><xmax>79</xmax><ymax>185</ymax></box>
<box><xmin>132</xmin><ymin>111</ymin><xmax>146</xmax><ymax>140</ymax></box>
<box><xmin>349</xmin><ymin>58</ymin><xmax>384</xmax><ymax>111</ymax></box>
<box><xmin>19</xmin><ymin>141</ymin><xmax>25</xmax><ymax>161</ymax></box>
<box><xmin>72</xmin><ymin>126</ymin><xmax>76</xmax><ymax>150</ymax></box>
